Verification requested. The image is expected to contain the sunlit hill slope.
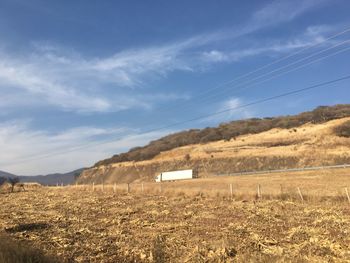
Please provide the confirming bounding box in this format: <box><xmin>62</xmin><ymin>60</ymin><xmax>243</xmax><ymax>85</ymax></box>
<box><xmin>78</xmin><ymin>105</ymin><xmax>350</xmax><ymax>184</ymax></box>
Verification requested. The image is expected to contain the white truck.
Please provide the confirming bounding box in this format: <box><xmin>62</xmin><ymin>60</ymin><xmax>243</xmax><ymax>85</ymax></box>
<box><xmin>155</xmin><ymin>169</ymin><xmax>194</xmax><ymax>182</ymax></box>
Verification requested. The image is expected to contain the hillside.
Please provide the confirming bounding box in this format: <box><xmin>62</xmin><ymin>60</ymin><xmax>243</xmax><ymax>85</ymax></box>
<box><xmin>78</xmin><ymin>105</ymin><xmax>350</xmax><ymax>184</ymax></box>
<box><xmin>96</xmin><ymin>104</ymin><xmax>350</xmax><ymax>166</ymax></box>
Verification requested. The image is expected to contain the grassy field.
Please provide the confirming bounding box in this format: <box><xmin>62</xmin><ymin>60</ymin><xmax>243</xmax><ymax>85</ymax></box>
<box><xmin>1</xmin><ymin>169</ymin><xmax>350</xmax><ymax>262</ymax></box>
<box><xmin>81</xmin><ymin>167</ymin><xmax>350</xmax><ymax>202</ymax></box>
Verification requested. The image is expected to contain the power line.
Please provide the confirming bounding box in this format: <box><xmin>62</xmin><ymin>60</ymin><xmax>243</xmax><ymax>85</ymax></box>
<box><xmin>3</xmin><ymin>74</ymin><xmax>350</xmax><ymax>167</ymax></box>
<box><xmin>233</xmin><ymin>45</ymin><xmax>350</xmax><ymax>95</ymax></box>
<box><xmin>147</xmin><ymin>40</ymin><xmax>350</xmax><ymax>118</ymax></box>
<box><xmin>205</xmin><ymin>27</ymin><xmax>350</xmax><ymax>90</ymax></box>
<box><xmin>3</xmin><ymin>27</ymin><xmax>350</xmax><ymax>167</ymax></box>
<box><xmin>156</xmin><ymin>75</ymin><xmax>350</xmax><ymax>126</ymax></box>
<box><xmin>157</xmin><ymin>26</ymin><xmax>350</xmax><ymax>113</ymax></box>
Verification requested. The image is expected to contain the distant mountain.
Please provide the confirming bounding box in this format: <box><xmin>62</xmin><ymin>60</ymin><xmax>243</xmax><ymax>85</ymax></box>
<box><xmin>0</xmin><ymin>170</ymin><xmax>17</xmax><ymax>178</ymax></box>
<box><xmin>0</xmin><ymin>168</ymin><xmax>85</xmax><ymax>186</ymax></box>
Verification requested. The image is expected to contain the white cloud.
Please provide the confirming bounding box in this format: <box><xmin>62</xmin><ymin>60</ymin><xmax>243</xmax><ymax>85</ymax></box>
<box><xmin>0</xmin><ymin>0</ymin><xmax>335</xmax><ymax>176</ymax></box>
<box><xmin>200</xmin><ymin>25</ymin><xmax>335</xmax><ymax>63</ymax></box>
<box><xmin>0</xmin><ymin>121</ymin><xmax>170</xmax><ymax>175</ymax></box>
<box><xmin>200</xmin><ymin>97</ymin><xmax>253</xmax><ymax>124</ymax></box>
<box><xmin>218</xmin><ymin>98</ymin><xmax>252</xmax><ymax>120</ymax></box>
<box><xmin>0</xmin><ymin>0</ymin><xmax>329</xmax><ymax>114</ymax></box>
<box><xmin>252</xmin><ymin>0</ymin><xmax>326</xmax><ymax>26</ymax></box>
<box><xmin>0</xmin><ymin>58</ymin><xmax>111</xmax><ymax>112</ymax></box>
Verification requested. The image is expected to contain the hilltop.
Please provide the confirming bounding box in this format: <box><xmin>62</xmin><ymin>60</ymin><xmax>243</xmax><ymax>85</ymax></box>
<box><xmin>78</xmin><ymin>105</ymin><xmax>350</xmax><ymax>184</ymax></box>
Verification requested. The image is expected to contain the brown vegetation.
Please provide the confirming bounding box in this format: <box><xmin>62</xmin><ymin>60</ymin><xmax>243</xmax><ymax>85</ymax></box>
<box><xmin>2</xmin><ymin>170</ymin><xmax>350</xmax><ymax>262</ymax></box>
<box><xmin>0</xmin><ymin>233</ymin><xmax>59</xmax><ymax>263</ymax></box>
<box><xmin>96</xmin><ymin>104</ymin><xmax>350</xmax><ymax>166</ymax></box>
<box><xmin>79</xmin><ymin>116</ymin><xmax>350</xmax><ymax>184</ymax></box>
<box><xmin>334</xmin><ymin>120</ymin><xmax>350</xmax><ymax>138</ymax></box>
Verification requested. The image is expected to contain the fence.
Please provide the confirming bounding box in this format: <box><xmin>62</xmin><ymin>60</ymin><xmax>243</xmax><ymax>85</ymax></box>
<box><xmin>52</xmin><ymin>164</ymin><xmax>350</xmax><ymax>203</ymax></box>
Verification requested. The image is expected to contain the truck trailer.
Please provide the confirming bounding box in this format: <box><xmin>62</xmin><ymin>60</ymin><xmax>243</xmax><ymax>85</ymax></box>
<box><xmin>155</xmin><ymin>169</ymin><xmax>194</xmax><ymax>182</ymax></box>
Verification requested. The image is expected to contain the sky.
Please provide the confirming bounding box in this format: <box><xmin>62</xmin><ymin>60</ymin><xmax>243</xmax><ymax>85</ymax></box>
<box><xmin>0</xmin><ymin>0</ymin><xmax>350</xmax><ymax>175</ymax></box>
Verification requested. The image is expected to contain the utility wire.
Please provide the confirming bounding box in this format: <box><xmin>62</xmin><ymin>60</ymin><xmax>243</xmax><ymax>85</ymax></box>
<box><xmin>157</xmin><ymin>26</ymin><xmax>350</xmax><ymax>113</ymax></box>
<box><xmin>141</xmin><ymin>40</ymin><xmax>350</xmax><ymax>119</ymax></box>
<box><xmin>4</xmin><ymin>28</ymin><xmax>350</xmax><ymax>167</ymax></box>
<box><xmin>172</xmin><ymin>42</ymin><xmax>350</xmax><ymax>112</ymax></box>
<box><xmin>3</xmin><ymin>74</ymin><xmax>350</xmax><ymax>167</ymax></box>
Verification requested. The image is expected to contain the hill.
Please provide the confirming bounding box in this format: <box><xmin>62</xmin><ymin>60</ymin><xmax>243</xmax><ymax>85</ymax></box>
<box><xmin>78</xmin><ymin>104</ymin><xmax>350</xmax><ymax>184</ymax></box>
<box><xmin>95</xmin><ymin>104</ymin><xmax>350</xmax><ymax>166</ymax></box>
<box><xmin>19</xmin><ymin>168</ymin><xmax>85</xmax><ymax>186</ymax></box>
<box><xmin>0</xmin><ymin>169</ymin><xmax>84</xmax><ymax>186</ymax></box>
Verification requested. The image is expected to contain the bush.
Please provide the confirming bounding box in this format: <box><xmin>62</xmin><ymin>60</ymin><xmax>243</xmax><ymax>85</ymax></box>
<box><xmin>0</xmin><ymin>177</ymin><xmax>6</xmax><ymax>186</ymax></box>
<box><xmin>334</xmin><ymin>121</ymin><xmax>350</xmax><ymax>138</ymax></box>
<box><xmin>7</xmin><ymin>177</ymin><xmax>20</xmax><ymax>193</ymax></box>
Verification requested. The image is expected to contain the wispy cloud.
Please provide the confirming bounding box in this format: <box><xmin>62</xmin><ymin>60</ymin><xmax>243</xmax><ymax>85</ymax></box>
<box><xmin>199</xmin><ymin>97</ymin><xmax>253</xmax><ymax>124</ymax></box>
<box><xmin>0</xmin><ymin>0</ymin><xmax>329</xmax><ymax>114</ymax></box>
<box><xmin>0</xmin><ymin>57</ymin><xmax>111</xmax><ymax>112</ymax></box>
<box><xmin>251</xmin><ymin>0</ymin><xmax>327</xmax><ymax>27</ymax></box>
<box><xmin>0</xmin><ymin>120</ymin><xmax>169</xmax><ymax>175</ymax></box>
<box><xmin>200</xmin><ymin>25</ymin><xmax>335</xmax><ymax>63</ymax></box>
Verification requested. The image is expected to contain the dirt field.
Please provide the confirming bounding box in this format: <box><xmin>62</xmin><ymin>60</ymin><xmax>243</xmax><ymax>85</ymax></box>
<box><xmin>1</xmin><ymin>170</ymin><xmax>350</xmax><ymax>262</ymax></box>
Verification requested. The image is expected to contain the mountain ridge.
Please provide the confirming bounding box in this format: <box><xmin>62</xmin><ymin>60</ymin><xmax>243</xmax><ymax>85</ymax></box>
<box><xmin>0</xmin><ymin>168</ymin><xmax>84</xmax><ymax>186</ymax></box>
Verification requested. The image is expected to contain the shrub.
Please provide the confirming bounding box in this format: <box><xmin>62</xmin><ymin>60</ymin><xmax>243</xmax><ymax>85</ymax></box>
<box><xmin>334</xmin><ymin>121</ymin><xmax>350</xmax><ymax>138</ymax></box>
<box><xmin>0</xmin><ymin>177</ymin><xmax>6</xmax><ymax>186</ymax></box>
<box><xmin>7</xmin><ymin>177</ymin><xmax>20</xmax><ymax>193</ymax></box>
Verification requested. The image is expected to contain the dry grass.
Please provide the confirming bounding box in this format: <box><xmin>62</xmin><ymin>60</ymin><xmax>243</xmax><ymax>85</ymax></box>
<box><xmin>122</xmin><ymin>117</ymin><xmax>350</xmax><ymax>164</ymax></box>
<box><xmin>79</xmin><ymin>117</ymin><xmax>350</xmax><ymax>183</ymax></box>
<box><xmin>78</xmin><ymin>167</ymin><xmax>350</xmax><ymax>202</ymax></box>
<box><xmin>1</xmin><ymin>169</ymin><xmax>350</xmax><ymax>262</ymax></box>
<box><xmin>0</xmin><ymin>233</ymin><xmax>59</xmax><ymax>263</ymax></box>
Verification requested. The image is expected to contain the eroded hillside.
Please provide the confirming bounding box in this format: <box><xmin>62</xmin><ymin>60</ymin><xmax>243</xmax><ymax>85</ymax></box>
<box><xmin>78</xmin><ymin>117</ymin><xmax>350</xmax><ymax>184</ymax></box>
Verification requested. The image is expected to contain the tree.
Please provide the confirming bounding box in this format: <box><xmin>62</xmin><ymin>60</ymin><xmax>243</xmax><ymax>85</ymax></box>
<box><xmin>0</xmin><ymin>177</ymin><xmax>6</xmax><ymax>187</ymax></box>
<box><xmin>7</xmin><ymin>177</ymin><xmax>20</xmax><ymax>193</ymax></box>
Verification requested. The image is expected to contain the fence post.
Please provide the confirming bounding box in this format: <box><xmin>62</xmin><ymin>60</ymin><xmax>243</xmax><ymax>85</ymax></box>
<box><xmin>127</xmin><ymin>183</ymin><xmax>130</xmax><ymax>194</ymax></box>
<box><xmin>345</xmin><ymin>187</ymin><xmax>350</xmax><ymax>204</ymax></box>
<box><xmin>257</xmin><ymin>184</ymin><xmax>261</xmax><ymax>199</ymax></box>
<box><xmin>297</xmin><ymin>187</ymin><xmax>304</xmax><ymax>203</ymax></box>
<box><xmin>230</xmin><ymin>183</ymin><xmax>233</xmax><ymax>200</ymax></box>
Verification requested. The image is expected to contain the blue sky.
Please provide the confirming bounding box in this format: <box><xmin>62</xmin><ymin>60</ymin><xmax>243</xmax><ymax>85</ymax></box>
<box><xmin>0</xmin><ymin>0</ymin><xmax>350</xmax><ymax>175</ymax></box>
